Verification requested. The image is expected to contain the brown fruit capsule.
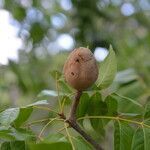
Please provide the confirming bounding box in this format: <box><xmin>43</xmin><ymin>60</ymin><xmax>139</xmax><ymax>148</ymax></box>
<box><xmin>63</xmin><ymin>47</ymin><xmax>99</xmax><ymax>91</ymax></box>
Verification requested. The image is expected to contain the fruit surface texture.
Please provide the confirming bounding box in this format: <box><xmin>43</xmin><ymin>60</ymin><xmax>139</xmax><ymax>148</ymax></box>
<box><xmin>63</xmin><ymin>47</ymin><xmax>99</xmax><ymax>91</ymax></box>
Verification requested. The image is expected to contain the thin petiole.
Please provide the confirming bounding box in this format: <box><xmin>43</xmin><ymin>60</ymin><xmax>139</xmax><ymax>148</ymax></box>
<box><xmin>33</xmin><ymin>106</ymin><xmax>58</xmax><ymax>114</ymax></box>
<box><xmin>61</xmin><ymin>92</ymin><xmax>76</xmax><ymax>113</ymax></box>
<box><xmin>56</xmin><ymin>73</ymin><xmax>62</xmax><ymax>112</ymax></box>
<box><xmin>27</xmin><ymin>118</ymin><xmax>51</xmax><ymax>126</ymax></box>
<box><xmin>77</xmin><ymin>116</ymin><xmax>150</xmax><ymax>128</ymax></box>
<box><xmin>64</xmin><ymin>122</ymin><xmax>75</xmax><ymax>150</ymax></box>
<box><xmin>38</xmin><ymin>118</ymin><xmax>63</xmax><ymax>139</ymax></box>
<box><xmin>57</xmin><ymin>125</ymin><xmax>69</xmax><ymax>133</ymax></box>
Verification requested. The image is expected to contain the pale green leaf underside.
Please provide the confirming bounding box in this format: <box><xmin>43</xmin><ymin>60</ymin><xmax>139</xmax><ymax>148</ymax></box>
<box><xmin>0</xmin><ymin>100</ymin><xmax>48</xmax><ymax>127</ymax></box>
<box><xmin>0</xmin><ymin>108</ymin><xmax>20</xmax><ymax>126</ymax></box>
<box><xmin>97</xmin><ymin>45</ymin><xmax>117</xmax><ymax>89</ymax></box>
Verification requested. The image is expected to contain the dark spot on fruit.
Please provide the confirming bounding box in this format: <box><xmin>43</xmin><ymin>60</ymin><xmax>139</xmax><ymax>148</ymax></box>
<box><xmin>71</xmin><ymin>72</ymin><xmax>74</xmax><ymax>75</ymax></box>
<box><xmin>76</xmin><ymin>59</ymin><xmax>79</xmax><ymax>62</ymax></box>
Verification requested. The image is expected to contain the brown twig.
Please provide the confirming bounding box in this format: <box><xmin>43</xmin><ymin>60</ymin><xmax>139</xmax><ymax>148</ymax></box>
<box><xmin>69</xmin><ymin>91</ymin><xmax>82</xmax><ymax>122</ymax></box>
<box><xmin>59</xmin><ymin>91</ymin><xmax>103</xmax><ymax>150</ymax></box>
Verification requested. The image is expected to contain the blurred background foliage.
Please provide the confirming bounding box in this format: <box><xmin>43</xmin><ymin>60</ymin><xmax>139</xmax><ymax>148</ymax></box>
<box><xmin>0</xmin><ymin>0</ymin><xmax>150</xmax><ymax>110</ymax></box>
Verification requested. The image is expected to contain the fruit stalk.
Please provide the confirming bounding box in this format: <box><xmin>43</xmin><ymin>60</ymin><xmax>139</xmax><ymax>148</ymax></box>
<box><xmin>69</xmin><ymin>90</ymin><xmax>82</xmax><ymax>122</ymax></box>
<box><xmin>66</xmin><ymin>91</ymin><xmax>103</xmax><ymax>150</ymax></box>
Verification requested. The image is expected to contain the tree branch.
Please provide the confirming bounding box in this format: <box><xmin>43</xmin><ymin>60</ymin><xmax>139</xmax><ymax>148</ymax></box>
<box><xmin>60</xmin><ymin>91</ymin><xmax>103</xmax><ymax>150</ymax></box>
<box><xmin>66</xmin><ymin>119</ymin><xmax>102</xmax><ymax>150</ymax></box>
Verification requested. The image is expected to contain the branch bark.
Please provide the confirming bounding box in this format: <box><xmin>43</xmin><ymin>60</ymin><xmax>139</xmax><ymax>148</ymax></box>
<box><xmin>68</xmin><ymin>90</ymin><xmax>82</xmax><ymax>122</ymax></box>
<box><xmin>63</xmin><ymin>91</ymin><xmax>103</xmax><ymax>150</ymax></box>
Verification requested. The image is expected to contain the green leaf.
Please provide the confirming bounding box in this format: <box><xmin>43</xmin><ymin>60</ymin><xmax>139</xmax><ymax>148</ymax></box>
<box><xmin>97</xmin><ymin>45</ymin><xmax>117</xmax><ymax>89</ymax></box>
<box><xmin>113</xmin><ymin>93</ymin><xmax>142</xmax><ymax>107</ymax></box>
<box><xmin>50</xmin><ymin>70</ymin><xmax>62</xmax><ymax>80</ymax></box>
<box><xmin>101</xmin><ymin>95</ymin><xmax>118</xmax><ymax>125</ymax></box>
<box><xmin>10</xmin><ymin>141</ymin><xmax>26</xmax><ymax>150</ymax></box>
<box><xmin>0</xmin><ymin>127</ymin><xmax>34</xmax><ymax>141</ymax></box>
<box><xmin>29</xmin><ymin>142</ymin><xmax>72</xmax><ymax>150</ymax></box>
<box><xmin>131</xmin><ymin>128</ymin><xmax>144</xmax><ymax>150</ymax></box>
<box><xmin>144</xmin><ymin>101</ymin><xmax>150</xmax><ymax>119</ymax></box>
<box><xmin>0</xmin><ymin>130</ymin><xmax>15</xmax><ymax>141</ymax></box>
<box><xmin>60</xmin><ymin>95</ymin><xmax>71</xmax><ymax>106</ymax></box>
<box><xmin>114</xmin><ymin>68</ymin><xmax>138</xmax><ymax>84</ymax></box>
<box><xmin>76</xmin><ymin>93</ymin><xmax>90</xmax><ymax>124</ymax></box>
<box><xmin>0</xmin><ymin>100</ymin><xmax>48</xmax><ymax>128</ymax></box>
<box><xmin>0</xmin><ymin>126</ymin><xmax>10</xmax><ymax>131</ymax></box>
<box><xmin>112</xmin><ymin>93</ymin><xmax>144</xmax><ymax>114</ymax></box>
<box><xmin>38</xmin><ymin>90</ymin><xmax>59</xmax><ymax>97</ymax></box>
<box><xmin>116</xmin><ymin>81</ymin><xmax>145</xmax><ymax>101</ymax></box>
<box><xmin>72</xmin><ymin>136</ymin><xmax>92</xmax><ymax>150</ymax></box>
<box><xmin>58</xmin><ymin>79</ymin><xmax>73</xmax><ymax>93</ymax></box>
<box><xmin>114</xmin><ymin>121</ymin><xmax>134</xmax><ymax>150</ymax></box>
<box><xmin>131</xmin><ymin>127</ymin><xmax>150</xmax><ymax>150</ymax></box>
<box><xmin>1</xmin><ymin>141</ymin><xmax>26</xmax><ymax>150</ymax></box>
<box><xmin>88</xmin><ymin>92</ymin><xmax>107</xmax><ymax>133</ymax></box>
<box><xmin>27</xmin><ymin>100</ymin><xmax>48</xmax><ymax>107</ymax></box>
<box><xmin>38</xmin><ymin>88</ymin><xmax>72</xmax><ymax>99</ymax></box>
<box><xmin>14</xmin><ymin>107</ymin><xmax>33</xmax><ymax>127</ymax></box>
<box><xmin>1</xmin><ymin>142</ymin><xmax>11</xmax><ymax>150</ymax></box>
<box><xmin>29</xmin><ymin>133</ymin><xmax>71</xmax><ymax>150</ymax></box>
<box><xmin>10</xmin><ymin>128</ymin><xmax>35</xmax><ymax>141</ymax></box>
<box><xmin>143</xmin><ymin>127</ymin><xmax>150</xmax><ymax>150</ymax></box>
<box><xmin>144</xmin><ymin>119</ymin><xmax>150</xmax><ymax>126</ymax></box>
<box><xmin>44</xmin><ymin>133</ymin><xmax>68</xmax><ymax>143</ymax></box>
<box><xmin>0</xmin><ymin>108</ymin><xmax>19</xmax><ymax>126</ymax></box>
<box><xmin>105</xmin><ymin>95</ymin><xmax>118</xmax><ymax>116</ymax></box>
<box><xmin>38</xmin><ymin>90</ymin><xmax>69</xmax><ymax>98</ymax></box>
